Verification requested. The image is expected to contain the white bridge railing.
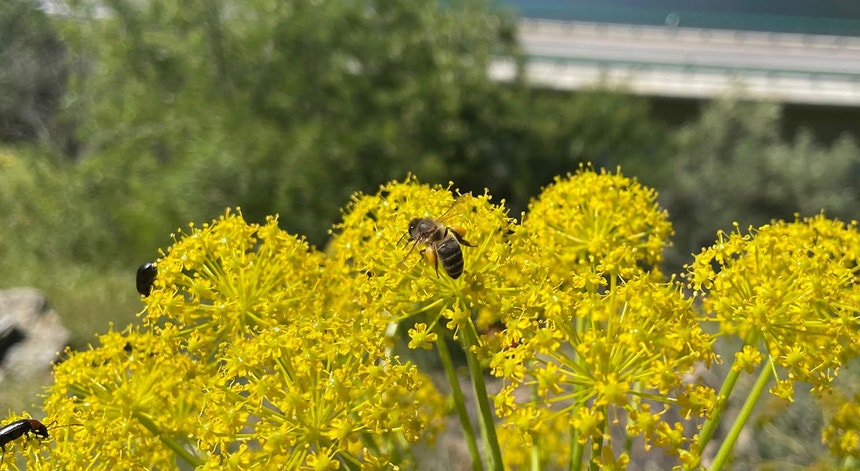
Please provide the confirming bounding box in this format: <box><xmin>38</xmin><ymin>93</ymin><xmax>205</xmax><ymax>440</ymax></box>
<box><xmin>495</xmin><ymin>19</ymin><xmax>860</xmax><ymax>105</ymax></box>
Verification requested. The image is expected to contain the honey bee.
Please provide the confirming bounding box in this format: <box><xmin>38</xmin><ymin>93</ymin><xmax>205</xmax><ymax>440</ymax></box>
<box><xmin>403</xmin><ymin>199</ymin><xmax>475</xmax><ymax>279</ymax></box>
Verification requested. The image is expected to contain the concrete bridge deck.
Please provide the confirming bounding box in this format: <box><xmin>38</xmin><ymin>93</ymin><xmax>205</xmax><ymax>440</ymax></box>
<box><xmin>492</xmin><ymin>19</ymin><xmax>860</xmax><ymax>106</ymax></box>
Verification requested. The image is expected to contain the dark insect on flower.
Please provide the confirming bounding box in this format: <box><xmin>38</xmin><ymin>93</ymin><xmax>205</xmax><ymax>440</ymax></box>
<box><xmin>403</xmin><ymin>198</ymin><xmax>475</xmax><ymax>279</ymax></box>
<box><xmin>0</xmin><ymin>418</ymin><xmax>49</xmax><ymax>463</ymax></box>
<box><xmin>0</xmin><ymin>418</ymin><xmax>83</xmax><ymax>464</ymax></box>
<box><xmin>136</xmin><ymin>262</ymin><xmax>157</xmax><ymax>297</ymax></box>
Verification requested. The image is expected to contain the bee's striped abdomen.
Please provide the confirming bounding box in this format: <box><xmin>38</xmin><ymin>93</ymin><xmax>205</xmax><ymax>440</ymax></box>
<box><xmin>436</xmin><ymin>237</ymin><xmax>464</xmax><ymax>279</ymax></box>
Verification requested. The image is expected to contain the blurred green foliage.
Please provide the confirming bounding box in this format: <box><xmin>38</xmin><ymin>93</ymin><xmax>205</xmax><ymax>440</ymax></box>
<box><xmin>0</xmin><ymin>0</ymin><xmax>67</xmax><ymax>145</ymax></box>
<box><xmin>2</xmin><ymin>0</ymin><xmax>666</xmax><ymax>268</ymax></box>
<box><xmin>664</xmin><ymin>98</ymin><xmax>860</xmax><ymax>264</ymax></box>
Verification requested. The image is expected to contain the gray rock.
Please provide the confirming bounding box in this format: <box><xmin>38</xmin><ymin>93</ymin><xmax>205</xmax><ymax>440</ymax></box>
<box><xmin>0</xmin><ymin>287</ymin><xmax>70</xmax><ymax>381</ymax></box>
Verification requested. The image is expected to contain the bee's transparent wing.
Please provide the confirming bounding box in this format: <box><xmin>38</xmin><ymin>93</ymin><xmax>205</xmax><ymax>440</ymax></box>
<box><xmin>436</xmin><ymin>193</ymin><xmax>473</xmax><ymax>224</ymax></box>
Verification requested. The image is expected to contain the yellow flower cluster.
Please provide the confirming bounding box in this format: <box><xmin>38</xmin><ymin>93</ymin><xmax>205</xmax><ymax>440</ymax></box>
<box><xmin>488</xmin><ymin>168</ymin><xmax>714</xmax><ymax>467</ymax></box>
<box><xmin>684</xmin><ymin>214</ymin><xmax>860</xmax><ymax>471</ymax></box>
<box><xmin>521</xmin><ymin>165</ymin><xmax>673</xmax><ymax>284</ymax></box>
<box><xmin>823</xmin><ymin>393</ymin><xmax>860</xmax><ymax>460</ymax></box>
<box><xmin>6</xmin><ymin>168</ymin><xmax>859</xmax><ymax>470</ymax></box>
<box><xmin>21</xmin><ymin>209</ymin><xmax>445</xmax><ymax>470</ymax></box>
<box><xmin>687</xmin><ymin>215</ymin><xmax>860</xmax><ymax>398</ymax></box>
<box><xmin>328</xmin><ymin>175</ymin><xmax>521</xmax><ymax>336</ymax></box>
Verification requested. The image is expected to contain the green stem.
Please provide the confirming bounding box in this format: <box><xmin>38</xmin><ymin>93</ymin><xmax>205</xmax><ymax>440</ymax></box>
<box><xmin>709</xmin><ymin>362</ymin><xmax>774</xmax><ymax>471</ymax></box>
<box><xmin>697</xmin><ymin>363</ymin><xmax>741</xmax><ymax>452</ymax></box>
<box><xmin>461</xmin><ymin>325</ymin><xmax>504</xmax><ymax>470</ymax></box>
<box><xmin>530</xmin><ymin>382</ymin><xmax>543</xmax><ymax>471</ymax></box>
<box><xmin>697</xmin><ymin>333</ymin><xmax>760</xmax><ymax>457</ymax></box>
<box><xmin>436</xmin><ymin>333</ymin><xmax>483</xmax><ymax>471</ymax></box>
<box><xmin>624</xmin><ymin>383</ymin><xmax>643</xmax><ymax>457</ymax></box>
<box><xmin>531</xmin><ymin>445</ymin><xmax>542</xmax><ymax>471</ymax></box>
<box><xmin>570</xmin><ymin>429</ymin><xmax>584</xmax><ymax>471</ymax></box>
<box><xmin>133</xmin><ymin>411</ymin><xmax>205</xmax><ymax>467</ymax></box>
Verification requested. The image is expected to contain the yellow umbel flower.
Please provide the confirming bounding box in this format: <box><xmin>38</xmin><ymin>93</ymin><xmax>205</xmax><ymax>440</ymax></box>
<box><xmin>521</xmin><ymin>164</ymin><xmax>673</xmax><ymax>285</ymax></box>
<box><xmin>330</xmin><ymin>176</ymin><xmax>523</xmax><ymax>468</ymax></box>
<box><xmin>329</xmin><ymin>175</ymin><xmax>521</xmax><ymax>332</ymax></box>
<box><xmin>687</xmin><ymin>214</ymin><xmax>860</xmax><ymax>471</ymax></box>
<box><xmin>688</xmin><ymin>215</ymin><xmax>860</xmax><ymax>397</ymax></box>
<box><xmin>823</xmin><ymin>393</ymin><xmax>860</xmax><ymax>461</ymax></box>
<box><xmin>145</xmin><ymin>209</ymin><xmax>326</xmax><ymax>345</ymax></box>
<box><xmin>489</xmin><ymin>167</ymin><xmax>713</xmax><ymax>469</ymax></box>
<box><xmin>13</xmin><ymin>171</ymin><xmax>859</xmax><ymax>471</ymax></box>
<box><xmin>492</xmin><ymin>276</ymin><xmax>715</xmax><ymax>467</ymax></box>
<box><xmin>32</xmin><ymin>327</ymin><xmax>210</xmax><ymax>470</ymax></box>
<box><xmin>23</xmin><ymin>209</ymin><xmax>444</xmax><ymax>470</ymax></box>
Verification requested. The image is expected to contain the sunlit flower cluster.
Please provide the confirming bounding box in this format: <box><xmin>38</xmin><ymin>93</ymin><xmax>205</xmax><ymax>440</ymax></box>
<box><xmin>521</xmin><ymin>165</ymin><xmax>673</xmax><ymax>285</ymax></box>
<box><xmin>328</xmin><ymin>175</ymin><xmax>522</xmax><ymax>336</ymax></box>
<box><xmin>19</xmin><ymin>209</ymin><xmax>445</xmax><ymax>470</ymax></box>
<box><xmin>686</xmin><ymin>215</ymin><xmax>860</xmax><ymax>398</ymax></box>
<box><xmin>488</xmin><ymin>169</ymin><xmax>715</xmax><ymax>467</ymax></box>
<box><xmin>37</xmin><ymin>327</ymin><xmax>211</xmax><ymax>470</ymax></box>
<box><xmin>823</xmin><ymin>392</ymin><xmax>860</xmax><ymax>460</ymax></box>
<box><xmin>6</xmin><ymin>169</ymin><xmax>860</xmax><ymax>471</ymax></box>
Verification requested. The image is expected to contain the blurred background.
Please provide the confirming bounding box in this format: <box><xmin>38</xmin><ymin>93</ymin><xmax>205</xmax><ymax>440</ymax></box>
<box><xmin>1</xmin><ymin>0</ymin><xmax>859</xmax><ymax>465</ymax></box>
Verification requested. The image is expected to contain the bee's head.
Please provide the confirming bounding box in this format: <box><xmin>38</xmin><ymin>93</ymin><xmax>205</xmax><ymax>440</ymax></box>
<box><xmin>407</xmin><ymin>218</ymin><xmax>421</xmax><ymax>237</ymax></box>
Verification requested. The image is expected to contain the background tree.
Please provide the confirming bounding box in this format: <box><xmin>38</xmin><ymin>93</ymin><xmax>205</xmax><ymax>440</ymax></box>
<box><xmin>664</xmin><ymin>98</ymin><xmax>860</xmax><ymax>266</ymax></box>
<box><xmin>58</xmin><ymin>0</ymin><xmax>526</xmax><ymax>253</ymax></box>
<box><xmin>55</xmin><ymin>0</ymin><xmax>666</xmax><ymax>255</ymax></box>
<box><xmin>0</xmin><ymin>0</ymin><xmax>68</xmax><ymax>147</ymax></box>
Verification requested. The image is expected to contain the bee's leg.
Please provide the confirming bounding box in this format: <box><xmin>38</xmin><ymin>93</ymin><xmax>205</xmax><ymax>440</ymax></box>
<box><xmin>424</xmin><ymin>247</ymin><xmax>440</xmax><ymax>277</ymax></box>
<box><xmin>404</xmin><ymin>241</ymin><xmax>418</xmax><ymax>258</ymax></box>
<box><xmin>449</xmin><ymin>227</ymin><xmax>475</xmax><ymax>247</ymax></box>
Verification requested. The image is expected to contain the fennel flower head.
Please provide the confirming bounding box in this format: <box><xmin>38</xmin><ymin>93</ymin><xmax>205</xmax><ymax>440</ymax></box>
<box><xmin>490</xmin><ymin>167</ymin><xmax>716</xmax><ymax>468</ymax></box>
<box><xmin>14</xmin><ymin>168</ymin><xmax>857</xmax><ymax>470</ymax></box>
<box><xmin>823</xmin><ymin>392</ymin><xmax>860</xmax><ymax>460</ymax></box>
<box><xmin>26</xmin><ymin>209</ymin><xmax>445</xmax><ymax>470</ymax></box>
<box><xmin>521</xmin><ymin>164</ymin><xmax>673</xmax><ymax>286</ymax></box>
<box><xmin>328</xmin><ymin>174</ymin><xmax>523</xmax><ymax>341</ymax></box>
<box><xmin>686</xmin><ymin>214</ymin><xmax>860</xmax><ymax>399</ymax></box>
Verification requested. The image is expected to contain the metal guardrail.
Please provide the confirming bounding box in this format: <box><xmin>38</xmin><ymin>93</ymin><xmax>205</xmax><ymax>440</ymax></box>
<box><xmin>509</xmin><ymin>19</ymin><xmax>860</xmax><ymax>105</ymax></box>
<box><xmin>519</xmin><ymin>19</ymin><xmax>860</xmax><ymax>51</ymax></box>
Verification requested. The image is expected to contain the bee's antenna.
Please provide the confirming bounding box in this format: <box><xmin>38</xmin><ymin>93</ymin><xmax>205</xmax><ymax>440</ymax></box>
<box><xmin>48</xmin><ymin>421</ymin><xmax>84</xmax><ymax>430</ymax></box>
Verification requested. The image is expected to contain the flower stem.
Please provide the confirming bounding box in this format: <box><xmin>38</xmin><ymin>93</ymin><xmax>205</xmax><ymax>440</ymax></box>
<box><xmin>570</xmin><ymin>429</ymin><xmax>584</xmax><ymax>471</ymax></box>
<box><xmin>133</xmin><ymin>411</ymin><xmax>205</xmax><ymax>467</ymax></box>
<box><xmin>436</xmin><ymin>333</ymin><xmax>483</xmax><ymax>471</ymax></box>
<box><xmin>530</xmin><ymin>382</ymin><xmax>543</xmax><ymax>471</ymax></box>
<box><xmin>709</xmin><ymin>362</ymin><xmax>774</xmax><ymax>471</ymax></box>
<box><xmin>696</xmin><ymin>363</ymin><xmax>741</xmax><ymax>452</ymax></box>
<box><xmin>697</xmin><ymin>333</ymin><xmax>759</xmax><ymax>457</ymax></box>
<box><xmin>461</xmin><ymin>324</ymin><xmax>504</xmax><ymax>470</ymax></box>
<box><xmin>589</xmin><ymin>409</ymin><xmax>607</xmax><ymax>471</ymax></box>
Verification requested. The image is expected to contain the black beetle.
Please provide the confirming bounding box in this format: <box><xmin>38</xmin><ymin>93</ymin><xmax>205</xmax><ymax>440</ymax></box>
<box><xmin>136</xmin><ymin>262</ymin><xmax>157</xmax><ymax>297</ymax></box>
<box><xmin>0</xmin><ymin>418</ymin><xmax>49</xmax><ymax>457</ymax></box>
